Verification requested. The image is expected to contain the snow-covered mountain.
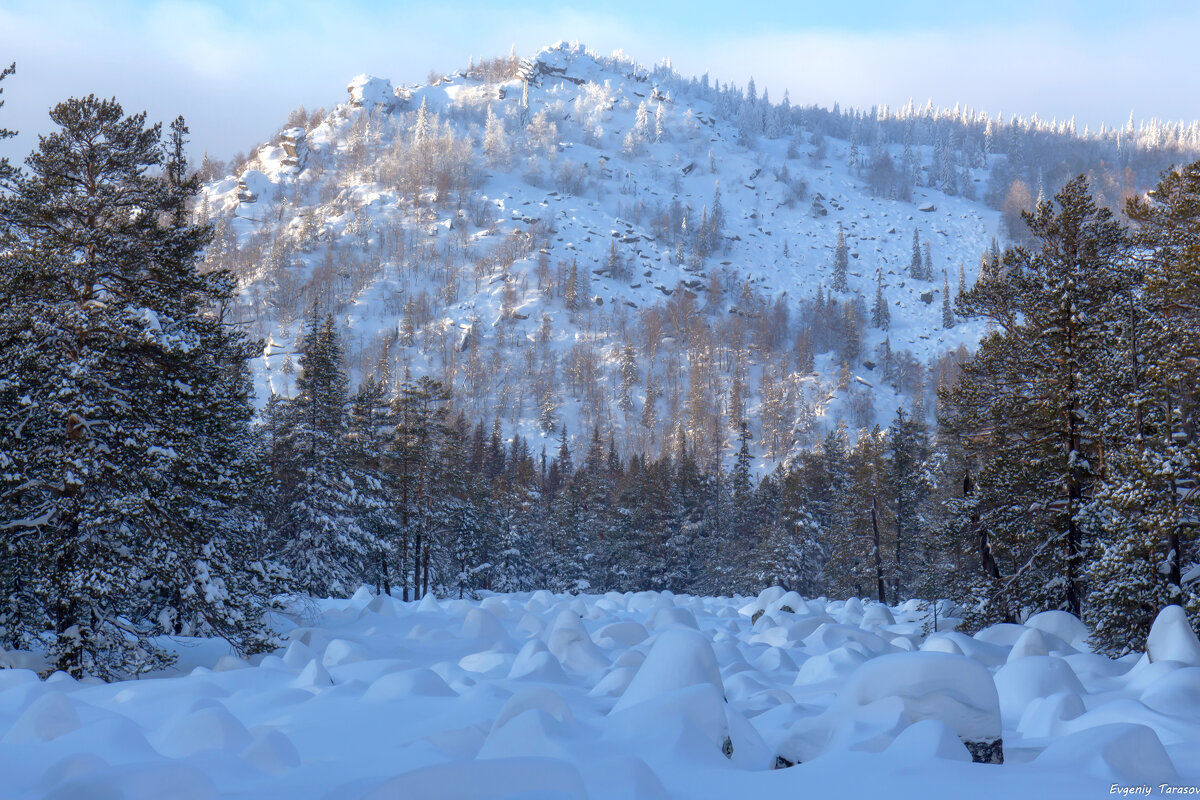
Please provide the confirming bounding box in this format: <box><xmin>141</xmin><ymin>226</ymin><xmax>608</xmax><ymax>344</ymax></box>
<box><xmin>201</xmin><ymin>42</ymin><xmax>1002</xmax><ymax>466</ymax></box>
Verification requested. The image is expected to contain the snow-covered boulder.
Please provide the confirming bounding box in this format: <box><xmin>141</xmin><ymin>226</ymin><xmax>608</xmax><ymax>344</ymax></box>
<box><xmin>1016</xmin><ymin>691</ymin><xmax>1087</xmax><ymax>738</ymax></box>
<box><xmin>605</xmin><ymin>628</ymin><xmax>772</xmax><ymax>765</ymax></box>
<box><xmin>1034</xmin><ymin>723</ymin><xmax>1178</xmax><ymax>783</ymax></box>
<box><xmin>346</xmin><ymin>74</ymin><xmax>399</xmax><ymax>111</ymax></box>
<box><xmin>2</xmin><ymin>691</ymin><xmax>81</xmax><ymax>744</ymax></box>
<box><xmin>613</xmin><ymin>629</ymin><xmax>724</xmax><ymax>712</ymax></box>
<box><xmin>1024</xmin><ymin>610</ymin><xmax>1089</xmax><ymax>651</ymax></box>
<box><xmin>993</xmin><ymin>656</ymin><xmax>1085</xmax><ymax>728</ymax></box>
<box><xmin>1146</xmin><ymin>604</ymin><xmax>1200</xmax><ymax>666</ymax></box>
<box><xmin>594</xmin><ymin>620</ymin><xmax>649</xmax><ymax>648</ymax></box>
<box><xmin>649</xmin><ymin>606</ymin><xmax>699</xmax><ymax>631</ymax></box>
<box><xmin>155</xmin><ymin>704</ymin><xmax>252</xmax><ymax>758</ymax></box>
<box><xmin>364</xmin><ymin>668</ymin><xmax>457</xmax><ymax>700</ymax></box>
<box><xmin>545</xmin><ymin>609</ymin><xmax>609</xmax><ymax>672</ymax></box>
<box><xmin>862</xmin><ymin>603</ymin><xmax>897</xmax><ymax>627</ymax></box>
<box><xmin>241</xmin><ymin>729</ymin><xmax>301</xmax><ymax>775</ymax></box>
<box><xmin>460</xmin><ymin>607</ymin><xmax>510</xmax><ymax>644</ymax></box>
<box><xmin>321</xmin><ymin>638</ymin><xmax>368</xmax><ymax>668</ymax></box>
<box><xmin>886</xmin><ymin>718</ymin><xmax>972</xmax><ymax>762</ymax></box>
<box><xmin>508</xmin><ymin>639</ymin><xmax>568</xmax><ymax>682</ymax></box>
<box><xmin>1006</xmin><ymin>627</ymin><xmax>1049</xmax><ymax>661</ymax></box>
<box><xmin>766</xmin><ymin>590</ymin><xmax>807</xmax><ymax>616</ymax></box>
<box><xmin>836</xmin><ymin>651</ymin><xmax>1003</xmax><ymax>763</ymax></box>
<box><xmin>1140</xmin><ymin>666</ymin><xmax>1200</xmax><ymax>716</ymax></box>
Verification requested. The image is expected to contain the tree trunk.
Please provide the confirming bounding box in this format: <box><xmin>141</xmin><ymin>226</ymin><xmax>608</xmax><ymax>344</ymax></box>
<box><xmin>413</xmin><ymin>532</ymin><xmax>422</xmax><ymax>599</ymax></box>
<box><xmin>870</xmin><ymin>496</ymin><xmax>886</xmax><ymax>604</ymax></box>
<box><xmin>423</xmin><ymin>547</ymin><xmax>431</xmax><ymax>597</ymax></box>
<box><xmin>965</xmin><ymin>471</ymin><xmax>1000</xmax><ymax>580</ymax></box>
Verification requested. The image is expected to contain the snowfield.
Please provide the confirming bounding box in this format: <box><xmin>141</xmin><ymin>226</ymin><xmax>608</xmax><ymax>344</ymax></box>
<box><xmin>3</xmin><ymin>588</ymin><xmax>1200</xmax><ymax>798</ymax></box>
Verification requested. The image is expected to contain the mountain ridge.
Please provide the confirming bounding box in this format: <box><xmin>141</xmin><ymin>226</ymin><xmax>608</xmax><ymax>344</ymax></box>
<box><xmin>199</xmin><ymin>41</ymin><xmax>1017</xmax><ymax>467</ymax></box>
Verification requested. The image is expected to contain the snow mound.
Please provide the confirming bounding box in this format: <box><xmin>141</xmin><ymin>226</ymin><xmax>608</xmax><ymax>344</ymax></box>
<box><xmin>837</xmin><ymin>651</ymin><xmax>1002</xmax><ymax>761</ymax></box>
<box><xmin>1006</xmin><ymin>627</ymin><xmax>1049</xmax><ymax>661</ymax></box>
<box><xmin>2</xmin><ymin>691</ymin><xmax>81</xmax><ymax>743</ymax></box>
<box><xmin>993</xmin><ymin>656</ymin><xmax>1085</xmax><ymax>727</ymax></box>
<box><xmin>155</xmin><ymin>704</ymin><xmax>252</xmax><ymax>758</ymax></box>
<box><xmin>359</xmin><ymin>757</ymin><xmax>588</xmax><ymax>800</ymax></box>
<box><xmin>492</xmin><ymin>686</ymin><xmax>574</xmax><ymax>731</ymax></box>
<box><xmin>460</xmin><ymin>607</ymin><xmax>510</xmax><ymax>643</ymax></box>
<box><xmin>1146</xmin><ymin>604</ymin><xmax>1200</xmax><ymax>666</ymax></box>
<box><xmin>546</xmin><ymin>609</ymin><xmax>609</xmax><ymax>672</ymax></box>
<box><xmin>594</xmin><ymin>620</ymin><xmax>649</xmax><ymax>648</ymax></box>
<box><xmin>9</xmin><ymin>589</ymin><xmax>1200</xmax><ymax>796</ymax></box>
<box><xmin>508</xmin><ymin>639</ymin><xmax>568</xmax><ymax>682</ymax></box>
<box><xmin>240</xmin><ymin>728</ymin><xmax>300</xmax><ymax>774</ymax></box>
<box><xmin>364</xmin><ymin>668</ymin><xmax>457</xmax><ymax>700</ymax></box>
<box><xmin>613</xmin><ymin>628</ymin><xmax>724</xmax><ymax>712</ymax></box>
<box><xmin>886</xmin><ymin>718</ymin><xmax>972</xmax><ymax>762</ymax></box>
<box><xmin>1034</xmin><ymin>723</ymin><xmax>1179</xmax><ymax>783</ymax></box>
<box><xmin>322</xmin><ymin>638</ymin><xmax>369</xmax><ymax>668</ymax></box>
<box><xmin>1024</xmin><ymin>610</ymin><xmax>1089</xmax><ymax>651</ymax></box>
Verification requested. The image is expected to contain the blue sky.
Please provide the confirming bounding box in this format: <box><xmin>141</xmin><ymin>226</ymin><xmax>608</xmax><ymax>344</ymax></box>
<box><xmin>2</xmin><ymin>0</ymin><xmax>1199</xmax><ymax>160</ymax></box>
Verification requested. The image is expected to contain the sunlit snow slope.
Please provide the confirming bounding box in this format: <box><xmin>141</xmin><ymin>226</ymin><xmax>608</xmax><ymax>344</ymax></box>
<box><xmin>203</xmin><ymin>42</ymin><xmax>1000</xmax><ymax>461</ymax></box>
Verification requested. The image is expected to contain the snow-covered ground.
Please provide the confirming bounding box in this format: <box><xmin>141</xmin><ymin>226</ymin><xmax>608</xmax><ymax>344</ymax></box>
<box><xmin>3</xmin><ymin>589</ymin><xmax>1199</xmax><ymax>798</ymax></box>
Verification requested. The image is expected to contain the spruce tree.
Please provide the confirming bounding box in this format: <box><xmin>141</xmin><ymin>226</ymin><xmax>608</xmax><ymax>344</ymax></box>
<box><xmin>888</xmin><ymin>407</ymin><xmax>929</xmax><ymax>598</ymax></box>
<box><xmin>348</xmin><ymin>368</ymin><xmax>398</xmax><ymax>594</ymax></box>
<box><xmin>483</xmin><ymin>104</ymin><xmax>508</xmax><ymax>168</ymax></box>
<box><xmin>942</xmin><ymin>270</ymin><xmax>955</xmax><ymax>328</ymax></box>
<box><xmin>911</xmin><ymin>228</ymin><xmax>923</xmax><ymax>279</ymax></box>
<box><xmin>832</xmin><ymin>225</ymin><xmax>849</xmax><ymax>292</ymax></box>
<box><xmin>273</xmin><ymin>313</ymin><xmax>369</xmax><ymax>597</ymax></box>
<box><xmin>871</xmin><ymin>268</ymin><xmax>890</xmax><ymax>329</ymax></box>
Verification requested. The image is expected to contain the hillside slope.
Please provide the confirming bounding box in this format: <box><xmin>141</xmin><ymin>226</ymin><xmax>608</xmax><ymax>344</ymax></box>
<box><xmin>201</xmin><ymin>42</ymin><xmax>1001</xmax><ymax>466</ymax></box>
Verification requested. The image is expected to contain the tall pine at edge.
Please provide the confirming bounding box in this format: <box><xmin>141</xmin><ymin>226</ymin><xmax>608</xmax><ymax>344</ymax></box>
<box><xmin>0</xmin><ymin>97</ymin><xmax>286</xmax><ymax>678</ymax></box>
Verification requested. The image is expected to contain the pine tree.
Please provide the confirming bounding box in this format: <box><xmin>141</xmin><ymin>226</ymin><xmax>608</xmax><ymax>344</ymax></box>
<box><xmin>823</xmin><ymin>427</ymin><xmax>889</xmax><ymax>601</ymax></box>
<box><xmin>0</xmin><ymin>63</ymin><xmax>15</xmax><ymax>191</ymax></box>
<box><xmin>944</xmin><ymin>175</ymin><xmax>1132</xmax><ymax>621</ymax></box>
<box><xmin>641</xmin><ymin>378</ymin><xmax>661</xmax><ymax>440</ymax></box>
<box><xmin>390</xmin><ymin>373</ymin><xmax>453</xmax><ymax>600</ymax></box>
<box><xmin>1084</xmin><ymin>161</ymin><xmax>1200</xmax><ymax>652</ymax></box>
<box><xmin>0</xmin><ymin>96</ymin><xmax>285</xmax><ymax>678</ymax></box>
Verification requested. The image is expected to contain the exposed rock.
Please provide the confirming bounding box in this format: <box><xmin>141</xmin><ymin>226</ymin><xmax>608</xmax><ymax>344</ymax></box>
<box><xmin>964</xmin><ymin>737</ymin><xmax>1004</xmax><ymax>764</ymax></box>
